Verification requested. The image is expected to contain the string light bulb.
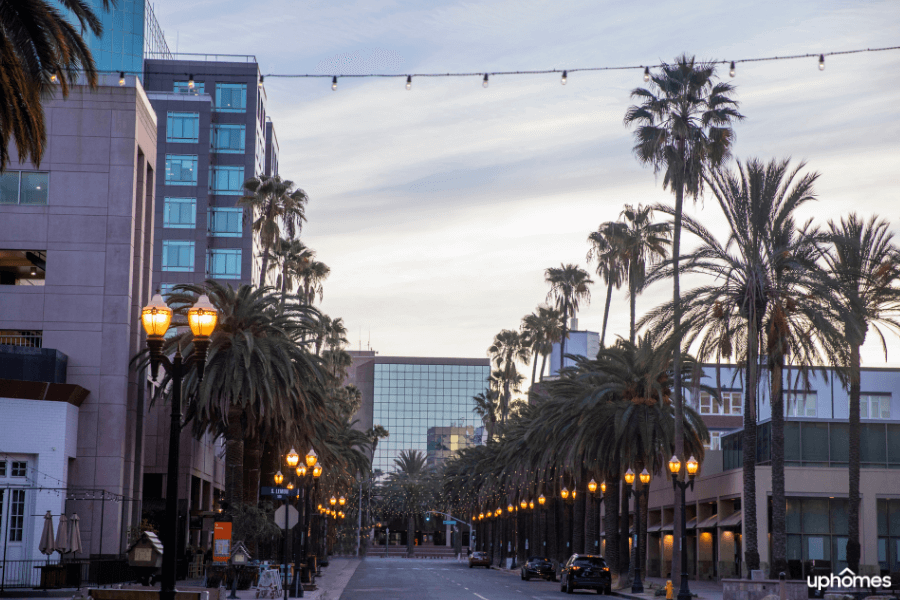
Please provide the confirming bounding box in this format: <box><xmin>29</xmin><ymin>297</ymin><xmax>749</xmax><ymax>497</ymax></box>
<box><xmin>643</xmin><ymin>67</ymin><xmax>650</xmax><ymax>82</ymax></box>
<box><xmin>332</xmin><ymin>76</ymin><xmax>338</xmax><ymax>91</ymax></box>
<box><xmin>259</xmin><ymin>76</ymin><xmax>264</xmax><ymax>88</ymax></box>
<box><xmin>119</xmin><ymin>72</ymin><xmax>125</xmax><ymax>86</ymax></box>
<box><xmin>729</xmin><ymin>61</ymin><xmax>736</xmax><ymax>77</ymax></box>
<box><xmin>406</xmin><ymin>75</ymin><xmax>412</xmax><ymax>90</ymax></box>
<box><xmin>560</xmin><ymin>70</ymin><xmax>567</xmax><ymax>85</ymax></box>
<box><xmin>819</xmin><ymin>54</ymin><xmax>825</xmax><ymax>70</ymax></box>
<box><xmin>50</xmin><ymin>73</ymin><xmax>58</xmax><ymax>83</ymax></box>
<box><xmin>482</xmin><ymin>73</ymin><xmax>489</xmax><ymax>88</ymax></box>
<box><xmin>188</xmin><ymin>75</ymin><xmax>194</xmax><ymax>89</ymax></box>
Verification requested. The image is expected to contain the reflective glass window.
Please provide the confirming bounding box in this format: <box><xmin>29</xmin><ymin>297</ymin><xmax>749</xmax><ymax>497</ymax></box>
<box><xmin>209</xmin><ymin>166</ymin><xmax>245</xmax><ymax>195</ymax></box>
<box><xmin>215</xmin><ymin>83</ymin><xmax>247</xmax><ymax>112</ymax></box>
<box><xmin>207</xmin><ymin>248</ymin><xmax>241</xmax><ymax>279</ymax></box>
<box><xmin>165</xmin><ymin>155</ymin><xmax>198</xmax><ymax>186</ymax></box>
<box><xmin>166</xmin><ymin>112</ymin><xmax>199</xmax><ymax>143</ymax></box>
<box><xmin>162</xmin><ymin>240</ymin><xmax>194</xmax><ymax>271</ymax></box>
<box><xmin>208</xmin><ymin>207</ymin><xmax>243</xmax><ymax>237</ymax></box>
<box><xmin>163</xmin><ymin>197</ymin><xmax>196</xmax><ymax>228</ymax></box>
<box><xmin>211</xmin><ymin>124</ymin><xmax>246</xmax><ymax>153</ymax></box>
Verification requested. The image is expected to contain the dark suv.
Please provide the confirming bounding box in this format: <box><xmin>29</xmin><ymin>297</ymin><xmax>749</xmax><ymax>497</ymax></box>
<box><xmin>521</xmin><ymin>556</ymin><xmax>555</xmax><ymax>581</ymax></box>
<box><xmin>559</xmin><ymin>554</ymin><xmax>611</xmax><ymax>594</ymax></box>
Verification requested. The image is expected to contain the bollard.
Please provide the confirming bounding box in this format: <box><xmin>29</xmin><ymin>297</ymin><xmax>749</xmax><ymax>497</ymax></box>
<box><xmin>779</xmin><ymin>572</ymin><xmax>786</xmax><ymax>600</ymax></box>
<box><xmin>666</xmin><ymin>580</ymin><xmax>674</xmax><ymax>600</ymax></box>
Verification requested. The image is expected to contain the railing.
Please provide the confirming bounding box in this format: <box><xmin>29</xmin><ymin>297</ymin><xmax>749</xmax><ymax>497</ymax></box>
<box><xmin>0</xmin><ymin>558</ymin><xmax>137</xmax><ymax>591</ymax></box>
<box><xmin>0</xmin><ymin>331</ymin><xmax>42</xmax><ymax>347</ymax></box>
<box><xmin>145</xmin><ymin>52</ymin><xmax>257</xmax><ymax>63</ymax></box>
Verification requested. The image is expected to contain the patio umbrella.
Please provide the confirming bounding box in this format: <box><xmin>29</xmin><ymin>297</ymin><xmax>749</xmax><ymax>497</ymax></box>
<box><xmin>68</xmin><ymin>514</ymin><xmax>83</xmax><ymax>556</ymax></box>
<box><xmin>39</xmin><ymin>511</ymin><xmax>56</xmax><ymax>560</ymax></box>
<box><xmin>56</xmin><ymin>515</ymin><xmax>69</xmax><ymax>556</ymax></box>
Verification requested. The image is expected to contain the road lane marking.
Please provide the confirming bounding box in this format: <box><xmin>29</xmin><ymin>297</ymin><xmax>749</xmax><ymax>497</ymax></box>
<box><xmin>474</xmin><ymin>594</ymin><xmax>490</xmax><ymax>600</ymax></box>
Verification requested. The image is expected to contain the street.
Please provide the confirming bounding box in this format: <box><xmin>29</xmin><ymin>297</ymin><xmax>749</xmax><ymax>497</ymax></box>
<box><xmin>338</xmin><ymin>558</ymin><xmax>609</xmax><ymax>600</ymax></box>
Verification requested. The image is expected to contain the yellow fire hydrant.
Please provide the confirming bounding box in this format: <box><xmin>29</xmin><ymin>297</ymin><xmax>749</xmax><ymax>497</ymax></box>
<box><xmin>666</xmin><ymin>580</ymin><xmax>674</xmax><ymax>600</ymax></box>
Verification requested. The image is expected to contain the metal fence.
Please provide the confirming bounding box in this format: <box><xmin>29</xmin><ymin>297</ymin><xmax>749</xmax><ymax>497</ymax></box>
<box><xmin>0</xmin><ymin>558</ymin><xmax>137</xmax><ymax>591</ymax></box>
<box><xmin>0</xmin><ymin>332</ymin><xmax>42</xmax><ymax>347</ymax></box>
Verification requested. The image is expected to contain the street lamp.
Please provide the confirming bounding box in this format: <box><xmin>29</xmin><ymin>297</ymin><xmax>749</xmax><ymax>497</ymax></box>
<box><xmin>306</xmin><ymin>449</ymin><xmax>318</xmax><ymax>468</ymax></box>
<box><xmin>286</xmin><ymin>449</ymin><xmax>300</xmax><ymax>468</ymax></box>
<box><xmin>587</xmin><ymin>478</ymin><xmax>607</xmax><ymax>554</ymax></box>
<box><xmin>330</xmin><ymin>496</ymin><xmax>337</xmax><ymax>507</ymax></box>
<box><xmin>520</xmin><ymin>500</ymin><xmax>527</xmax><ymax>510</ymax></box>
<box><xmin>669</xmin><ymin>455</ymin><xmax>699</xmax><ymax>600</ymax></box>
<box><xmin>142</xmin><ymin>293</ymin><xmax>217</xmax><ymax>600</ymax></box>
<box><xmin>625</xmin><ymin>468</ymin><xmax>652</xmax><ymax>593</ymax></box>
<box><xmin>338</xmin><ymin>496</ymin><xmax>346</xmax><ymax>507</ymax></box>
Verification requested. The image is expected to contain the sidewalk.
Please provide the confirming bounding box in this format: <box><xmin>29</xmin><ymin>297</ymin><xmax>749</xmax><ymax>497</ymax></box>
<box><xmin>0</xmin><ymin>559</ymin><xmax>362</xmax><ymax>600</ymax></box>
<box><xmin>612</xmin><ymin>577</ymin><xmax>724</xmax><ymax>600</ymax></box>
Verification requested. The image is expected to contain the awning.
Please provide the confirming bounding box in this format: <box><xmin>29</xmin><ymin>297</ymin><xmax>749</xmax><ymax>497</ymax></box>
<box><xmin>697</xmin><ymin>514</ymin><xmax>719</xmax><ymax>529</ymax></box>
<box><xmin>661</xmin><ymin>520</ymin><xmax>674</xmax><ymax>532</ymax></box>
<box><xmin>685</xmin><ymin>517</ymin><xmax>697</xmax><ymax>530</ymax></box>
<box><xmin>646</xmin><ymin>523</ymin><xmax>662</xmax><ymax>533</ymax></box>
<box><xmin>719</xmin><ymin>510</ymin><xmax>742</xmax><ymax>528</ymax></box>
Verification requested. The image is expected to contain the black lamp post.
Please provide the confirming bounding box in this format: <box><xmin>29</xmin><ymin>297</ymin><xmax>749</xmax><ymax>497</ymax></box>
<box><xmin>587</xmin><ymin>478</ymin><xmax>607</xmax><ymax>555</ymax></box>
<box><xmin>625</xmin><ymin>468</ymin><xmax>652</xmax><ymax>594</ymax></box>
<box><xmin>142</xmin><ymin>293</ymin><xmax>218</xmax><ymax>600</ymax></box>
<box><xmin>668</xmin><ymin>455</ymin><xmax>699</xmax><ymax>600</ymax></box>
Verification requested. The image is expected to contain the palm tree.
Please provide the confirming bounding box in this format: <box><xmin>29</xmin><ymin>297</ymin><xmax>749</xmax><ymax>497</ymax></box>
<box><xmin>365</xmin><ymin>425</ymin><xmax>389</xmax><ymax>463</ymax></box>
<box><xmin>488</xmin><ymin>329</ymin><xmax>530</xmax><ymax>426</ymax></box>
<box><xmin>521</xmin><ymin>306</ymin><xmax>563</xmax><ymax>384</ymax></box>
<box><xmin>0</xmin><ymin>0</ymin><xmax>113</xmax><ymax>170</ymax></box>
<box><xmin>822</xmin><ymin>214</ymin><xmax>900</xmax><ymax>573</ymax></box>
<box><xmin>544</xmin><ymin>264</ymin><xmax>593</xmax><ymax>373</ymax></box>
<box><xmin>296</xmin><ymin>257</ymin><xmax>331</xmax><ymax>305</ymax></box>
<box><xmin>472</xmin><ymin>389</ymin><xmax>500</xmax><ymax>442</ymax></box>
<box><xmin>619</xmin><ymin>204</ymin><xmax>671</xmax><ymax>343</ymax></box>
<box><xmin>386</xmin><ymin>450</ymin><xmax>432</xmax><ymax>557</ymax></box>
<box><xmin>239</xmin><ymin>175</ymin><xmax>309</xmax><ymax>287</ymax></box>
<box><xmin>268</xmin><ymin>238</ymin><xmax>312</xmax><ymax>308</ymax></box>
<box><xmin>588</xmin><ymin>221</ymin><xmax>627</xmax><ymax>347</ymax></box>
<box><xmin>624</xmin><ymin>54</ymin><xmax>743</xmax><ymax>574</ymax></box>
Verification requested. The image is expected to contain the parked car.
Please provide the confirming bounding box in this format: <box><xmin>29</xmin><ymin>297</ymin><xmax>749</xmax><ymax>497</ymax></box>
<box><xmin>468</xmin><ymin>551</ymin><xmax>491</xmax><ymax>568</ymax></box>
<box><xmin>521</xmin><ymin>556</ymin><xmax>555</xmax><ymax>581</ymax></box>
<box><xmin>559</xmin><ymin>554</ymin><xmax>611</xmax><ymax>594</ymax></box>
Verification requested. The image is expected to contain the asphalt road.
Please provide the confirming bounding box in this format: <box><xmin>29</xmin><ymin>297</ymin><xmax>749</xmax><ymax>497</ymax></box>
<box><xmin>338</xmin><ymin>558</ymin><xmax>611</xmax><ymax>600</ymax></box>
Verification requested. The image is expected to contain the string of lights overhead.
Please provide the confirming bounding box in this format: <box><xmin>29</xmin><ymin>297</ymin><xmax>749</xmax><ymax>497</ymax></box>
<box><xmin>106</xmin><ymin>45</ymin><xmax>899</xmax><ymax>89</ymax></box>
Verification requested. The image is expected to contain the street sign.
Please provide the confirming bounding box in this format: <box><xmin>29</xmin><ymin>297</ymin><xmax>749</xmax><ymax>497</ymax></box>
<box><xmin>273</xmin><ymin>504</ymin><xmax>299</xmax><ymax>529</ymax></box>
<box><xmin>260</xmin><ymin>486</ymin><xmax>298</xmax><ymax>500</ymax></box>
<box><xmin>443</xmin><ymin>520</ymin><xmax>456</xmax><ymax>525</ymax></box>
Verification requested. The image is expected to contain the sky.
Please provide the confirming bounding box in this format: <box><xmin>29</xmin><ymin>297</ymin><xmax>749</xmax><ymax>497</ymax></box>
<box><xmin>153</xmin><ymin>0</ymin><xmax>900</xmax><ymax>367</ymax></box>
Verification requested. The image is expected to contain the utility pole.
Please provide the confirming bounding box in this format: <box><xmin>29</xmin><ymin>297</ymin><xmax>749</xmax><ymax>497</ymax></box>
<box><xmin>356</xmin><ymin>478</ymin><xmax>362</xmax><ymax>557</ymax></box>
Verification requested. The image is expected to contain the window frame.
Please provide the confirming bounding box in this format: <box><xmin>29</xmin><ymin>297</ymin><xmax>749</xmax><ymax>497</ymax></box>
<box><xmin>10</xmin><ymin>461</ymin><xmax>26</xmax><ymax>477</ymax></box>
<box><xmin>164</xmin><ymin>154</ymin><xmax>199</xmax><ymax>187</ymax></box>
<box><xmin>166</xmin><ymin>112</ymin><xmax>200</xmax><ymax>144</ymax></box>
<box><xmin>697</xmin><ymin>390</ymin><xmax>742</xmax><ymax>416</ymax></box>
<box><xmin>206</xmin><ymin>248</ymin><xmax>242</xmax><ymax>279</ymax></box>
<box><xmin>163</xmin><ymin>197</ymin><xmax>197</xmax><ymax>228</ymax></box>
<box><xmin>787</xmin><ymin>392</ymin><xmax>818</xmax><ymax>418</ymax></box>
<box><xmin>207</xmin><ymin>207</ymin><xmax>243</xmax><ymax>237</ymax></box>
<box><xmin>174</xmin><ymin>81</ymin><xmax>205</xmax><ymax>94</ymax></box>
<box><xmin>211</xmin><ymin>124</ymin><xmax>246</xmax><ymax>154</ymax></box>
<box><xmin>161</xmin><ymin>240</ymin><xmax>195</xmax><ymax>272</ymax></box>
<box><xmin>861</xmin><ymin>394</ymin><xmax>892</xmax><ymax>420</ymax></box>
<box><xmin>209</xmin><ymin>166</ymin><xmax>245</xmax><ymax>196</ymax></box>
<box><xmin>214</xmin><ymin>83</ymin><xmax>248</xmax><ymax>112</ymax></box>
<box><xmin>0</xmin><ymin>171</ymin><xmax>50</xmax><ymax>205</ymax></box>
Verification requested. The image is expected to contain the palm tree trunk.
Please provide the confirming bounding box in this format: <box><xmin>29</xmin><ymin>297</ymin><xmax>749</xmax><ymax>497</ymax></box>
<box><xmin>639</xmin><ymin>484</ymin><xmax>648</xmax><ymax>579</ymax></box>
<box><xmin>601</xmin><ymin>279</ymin><xmax>614</xmax><ymax>347</ymax></box>
<box><xmin>743</xmin><ymin>318</ymin><xmax>760</xmax><ymax>576</ymax></box>
<box><xmin>619</xmin><ymin>483</ymin><xmax>631</xmax><ymax>584</ymax></box>
<box><xmin>539</xmin><ymin>353</ymin><xmax>548</xmax><ymax>382</ymax></box>
<box><xmin>562</xmin><ymin>498</ymin><xmax>572</xmax><ymax>557</ymax></box>
<box><xmin>605</xmin><ymin>478</ymin><xmax>620</xmax><ymax>578</ymax></box>
<box><xmin>573</xmin><ymin>489</ymin><xmax>585</xmax><ymax>554</ymax></box>
<box><xmin>560</xmin><ymin>319</ymin><xmax>568</xmax><ymax>374</ymax></box>
<box><xmin>242</xmin><ymin>435</ymin><xmax>262</xmax><ymax>505</ymax></box>
<box><xmin>531</xmin><ymin>353</ymin><xmax>539</xmax><ymax>388</ymax></box>
<box><xmin>629</xmin><ymin>283</ymin><xmax>637</xmax><ymax>344</ymax></box>
<box><xmin>259</xmin><ymin>247</ymin><xmax>270</xmax><ymax>288</ymax></box>
<box><xmin>671</xmin><ymin>180</ymin><xmax>686</xmax><ymax>586</ymax></box>
<box><xmin>280</xmin><ymin>267</ymin><xmax>288</xmax><ymax>309</ymax></box>
<box><xmin>517</xmin><ymin>508</ymin><xmax>526</xmax><ymax>564</ymax></box>
<box><xmin>503</xmin><ymin>379</ymin><xmax>511</xmax><ymax>425</ymax></box>
<box><xmin>225</xmin><ymin>406</ymin><xmax>244</xmax><ymax>510</ymax></box>
<box><xmin>847</xmin><ymin>342</ymin><xmax>862</xmax><ymax>572</ymax></box>
<box><xmin>586</xmin><ymin>493</ymin><xmax>596</xmax><ymax>554</ymax></box>
<box><xmin>770</xmin><ymin>352</ymin><xmax>786</xmax><ymax>578</ymax></box>
<box><xmin>407</xmin><ymin>514</ymin><xmax>415</xmax><ymax>557</ymax></box>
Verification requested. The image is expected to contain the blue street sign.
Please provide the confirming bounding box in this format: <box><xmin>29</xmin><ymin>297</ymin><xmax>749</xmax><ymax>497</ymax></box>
<box><xmin>260</xmin><ymin>486</ymin><xmax>298</xmax><ymax>500</ymax></box>
<box><xmin>443</xmin><ymin>520</ymin><xmax>456</xmax><ymax>525</ymax></box>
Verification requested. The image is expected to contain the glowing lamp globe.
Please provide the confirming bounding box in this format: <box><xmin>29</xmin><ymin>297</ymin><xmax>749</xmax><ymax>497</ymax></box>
<box><xmin>296</xmin><ymin>466</ymin><xmax>307</xmax><ymax>477</ymax></box>
<box><xmin>588</xmin><ymin>479</ymin><xmax>598</xmax><ymax>494</ymax></box>
<box><xmin>668</xmin><ymin>454</ymin><xmax>681</xmax><ymax>475</ymax></box>
<box><xmin>306</xmin><ymin>449</ymin><xmax>318</xmax><ymax>468</ymax></box>
<box><xmin>141</xmin><ymin>294</ymin><xmax>172</xmax><ymax>336</ymax></box>
<box><xmin>520</xmin><ymin>500</ymin><xmax>527</xmax><ymax>510</ymax></box>
<box><xmin>479</xmin><ymin>512</ymin><xmax>484</xmax><ymax>520</ymax></box>
<box><xmin>286</xmin><ymin>482</ymin><xmax>294</xmax><ymax>491</ymax></box>
<box><xmin>640</xmin><ymin>468</ymin><xmax>651</xmax><ymax>485</ymax></box>
<box><xmin>529</xmin><ymin>501</ymin><xmax>535</xmax><ymax>509</ymax></box>
<box><xmin>508</xmin><ymin>504</ymin><xmax>514</xmax><ymax>513</ymax></box>
<box><xmin>560</xmin><ymin>487</ymin><xmax>569</xmax><ymax>499</ymax></box>
<box><xmin>572</xmin><ymin>490</ymin><xmax>577</xmax><ymax>499</ymax></box>
<box><xmin>687</xmin><ymin>455</ymin><xmax>700</xmax><ymax>477</ymax></box>
<box><xmin>339</xmin><ymin>496</ymin><xmax>346</xmax><ymax>506</ymax></box>
<box><xmin>274</xmin><ymin>471</ymin><xmax>284</xmax><ymax>485</ymax></box>
<box><xmin>624</xmin><ymin>469</ymin><xmax>635</xmax><ymax>485</ymax></box>
<box><xmin>286</xmin><ymin>448</ymin><xmax>300</xmax><ymax>467</ymax></box>
<box><xmin>187</xmin><ymin>295</ymin><xmax>217</xmax><ymax>338</ymax></box>
<box><xmin>538</xmin><ymin>494</ymin><xmax>546</xmax><ymax>506</ymax></box>
<box><xmin>600</xmin><ymin>481</ymin><xmax>607</xmax><ymax>494</ymax></box>
<box><xmin>330</xmin><ymin>496</ymin><xmax>337</xmax><ymax>506</ymax></box>
<box><xmin>313</xmin><ymin>464</ymin><xmax>323</xmax><ymax>478</ymax></box>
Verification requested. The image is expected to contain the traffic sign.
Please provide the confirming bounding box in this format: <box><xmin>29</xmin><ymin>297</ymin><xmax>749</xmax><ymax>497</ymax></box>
<box><xmin>274</xmin><ymin>504</ymin><xmax>299</xmax><ymax>529</ymax></box>
<box><xmin>443</xmin><ymin>520</ymin><xmax>456</xmax><ymax>525</ymax></box>
<box><xmin>260</xmin><ymin>486</ymin><xmax>298</xmax><ymax>500</ymax></box>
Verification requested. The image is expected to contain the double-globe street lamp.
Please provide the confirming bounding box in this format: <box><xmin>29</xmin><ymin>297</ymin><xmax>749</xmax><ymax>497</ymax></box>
<box><xmin>668</xmin><ymin>455</ymin><xmax>700</xmax><ymax>600</ymax></box>
<box><xmin>624</xmin><ymin>468</ymin><xmax>651</xmax><ymax>593</ymax></box>
<box><xmin>587</xmin><ymin>478</ymin><xmax>607</xmax><ymax>555</ymax></box>
<box><xmin>141</xmin><ymin>293</ymin><xmax>218</xmax><ymax>600</ymax></box>
<box><xmin>274</xmin><ymin>449</ymin><xmax>322</xmax><ymax>598</ymax></box>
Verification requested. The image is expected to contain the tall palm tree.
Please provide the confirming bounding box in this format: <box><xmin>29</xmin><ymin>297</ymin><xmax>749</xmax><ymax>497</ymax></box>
<box><xmin>239</xmin><ymin>175</ymin><xmax>309</xmax><ymax>287</ymax></box>
<box><xmin>472</xmin><ymin>389</ymin><xmax>500</xmax><ymax>442</ymax></box>
<box><xmin>521</xmin><ymin>306</ymin><xmax>563</xmax><ymax>384</ymax></box>
<box><xmin>386</xmin><ymin>450</ymin><xmax>432</xmax><ymax>557</ymax></box>
<box><xmin>488</xmin><ymin>329</ymin><xmax>531</xmax><ymax>426</ymax></box>
<box><xmin>0</xmin><ymin>0</ymin><xmax>113</xmax><ymax>170</ymax></box>
<box><xmin>624</xmin><ymin>54</ymin><xmax>743</xmax><ymax>574</ymax></box>
<box><xmin>268</xmin><ymin>238</ymin><xmax>312</xmax><ymax>307</ymax></box>
<box><xmin>545</xmin><ymin>264</ymin><xmax>593</xmax><ymax>373</ymax></box>
<box><xmin>619</xmin><ymin>204</ymin><xmax>671</xmax><ymax>343</ymax></box>
<box><xmin>296</xmin><ymin>257</ymin><xmax>331</xmax><ymax>305</ymax></box>
<box><xmin>822</xmin><ymin>214</ymin><xmax>900</xmax><ymax>573</ymax></box>
<box><xmin>642</xmin><ymin>158</ymin><xmax>838</xmax><ymax>577</ymax></box>
<box><xmin>588</xmin><ymin>221</ymin><xmax>627</xmax><ymax>347</ymax></box>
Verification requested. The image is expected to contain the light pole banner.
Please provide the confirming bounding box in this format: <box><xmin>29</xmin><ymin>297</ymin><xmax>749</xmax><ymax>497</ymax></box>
<box><xmin>214</xmin><ymin>522</ymin><xmax>232</xmax><ymax>562</ymax></box>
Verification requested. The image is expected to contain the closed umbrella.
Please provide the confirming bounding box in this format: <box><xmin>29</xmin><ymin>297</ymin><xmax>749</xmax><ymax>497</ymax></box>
<box><xmin>68</xmin><ymin>514</ymin><xmax>83</xmax><ymax>556</ymax></box>
<box><xmin>55</xmin><ymin>515</ymin><xmax>69</xmax><ymax>557</ymax></box>
<box><xmin>39</xmin><ymin>511</ymin><xmax>56</xmax><ymax>559</ymax></box>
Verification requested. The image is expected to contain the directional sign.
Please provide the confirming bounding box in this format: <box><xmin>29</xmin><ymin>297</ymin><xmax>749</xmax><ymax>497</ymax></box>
<box><xmin>443</xmin><ymin>520</ymin><xmax>456</xmax><ymax>525</ymax></box>
<box><xmin>260</xmin><ymin>487</ymin><xmax>299</xmax><ymax>500</ymax></box>
<box><xmin>274</xmin><ymin>504</ymin><xmax>299</xmax><ymax>529</ymax></box>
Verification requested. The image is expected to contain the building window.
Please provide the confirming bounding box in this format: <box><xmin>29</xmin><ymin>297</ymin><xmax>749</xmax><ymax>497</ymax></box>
<box><xmin>786</xmin><ymin>496</ymin><xmax>850</xmax><ymax>574</ymax></box>
<box><xmin>787</xmin><ymin>392</ymin><xmax>817</xmax><ymax>417</ymax></box>
<box><xmin>166</xmin><ymin>112</ymin><xmax>200</xmax><ymax>143</ymax></box>
<box><xmin>207</xmin><ymin>249</ymin><xmax>241</xmax><ymax>279</ymax></box>
<box><xmin>215</xmin><ymin>83</ymin><xmax>247</xmax><ymax>112</ymax></box>
<box><xmin>10</xmin><ymin>461</ymin><xmax>26</xmax><ymax>477</ymax></box>
<box><xmin>704</xmin><ymin>431</ymin><xmax>722</xmax><ymax>451</ymax></box>
<box><xmin>861</xmin><ymin>394</ymin><xmax>891</xmax><ymax>420</ymax></box>
<box><xmin>174</xmin><ymin>81</ymin><xmax>205</xmax><ymax>94</ymax></box>
<box><xmin>0</xmin><ymin>171</ymin><xmax>49</xmax><ymax>205</ymax></box>
<box><xmin>211</xmin><ymin>124</ymin><xmax>245</xmax><ymax>153</ymax></box>
<box><xmin>877</xmin><ymin>499</ymin><xmax>900</xmax><ymax>572</ymax></box>
<box><xmin>0</xmin><ymin>461</ymin><xmax>5</xmax><ymax>476</ymax></box>
<box><xmin>8</xmin><ymin>489</ymin><xmax>25</xmax><ymax>542</ymax></box>
<box><xmin>163</xmin><ymin>198</ymin><xmax>196</xmax><ymax>228</ymax></box>
<box><xmin>165</xmin><ymin>155</ymin><xmax>198</xmax><ymax>186</ymax></box>
<box><xmin>209</xmin><ymin>166</ymin><xmax>245</xmax><ymax>195</ymax></box>
<box><xmin>208</xmin><ymin>208</ymin><xmax>243</xmax><ymax>237</ymax></box>
<box><xmin>697</xmin><ymin>391</ymin><xmax>742</xmax><ymax>415</ymax></box>
<box><xmin>162</xmin><ymin>240</ymin><xmax>195</xmax><ymax>272</ymax></box>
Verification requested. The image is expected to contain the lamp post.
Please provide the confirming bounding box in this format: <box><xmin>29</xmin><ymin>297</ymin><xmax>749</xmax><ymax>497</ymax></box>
<box><xmin>142</xmin><ymin>293</ymin><xmax>217</xmax><ymax>600</ymax></box>
<box><xmin>668</xmin><ymin>455</ymin><xmax>699</xmax><ymax>600</ymax></box>
<box><xmin>587</xmin><ymin>478</ymin><xmax>607</xmax><ymax>555</ymax></box>
<box><xmin>624</xmin><ymin>469</ymin><xmax>651</xmax><ymax>593</ymax></box>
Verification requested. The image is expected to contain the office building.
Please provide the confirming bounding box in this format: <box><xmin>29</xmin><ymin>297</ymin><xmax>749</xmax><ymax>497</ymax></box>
<box><xmin>548</xmin><ymin>321</ymin><xmax>600</xmax><ymax>377</ymax></box>
<box><xmin>0</xmin><ymin>74</ymin><xmax>158</xmax><ymax>563</ymax></box>
<box><xmin>602</xmin><ymin>364</ymin><xmax>900</xmax><ymax>580</ymax></box>
<box><xmin>347</xmin><ymin>352</ymin><xmax>490</xmax><ymax>473</ymax></box>
<box><xmin>142</xmin><ymin>56</ymin><xmax>275</xmax><ymax>294</ymax></box>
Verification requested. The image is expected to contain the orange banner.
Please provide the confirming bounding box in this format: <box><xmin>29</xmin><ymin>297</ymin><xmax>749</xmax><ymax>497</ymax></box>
<box><xmin>213</xmin><ymin>522</ymin><xmax>232</xmax><ymax>563</ymax></box>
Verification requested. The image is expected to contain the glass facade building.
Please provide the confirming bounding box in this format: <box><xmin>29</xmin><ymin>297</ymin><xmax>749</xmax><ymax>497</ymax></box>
<box><xmin>371</xmin><ymin>363</ymin><xmax>490</xmax><ymax>473</ymax></box>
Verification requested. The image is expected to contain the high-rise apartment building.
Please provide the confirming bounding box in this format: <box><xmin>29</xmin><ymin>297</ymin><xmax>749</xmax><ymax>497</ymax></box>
<box><xmin>143</xmin><ymin>57</ymin><xmax>275</xmax><ymax>294</ymax></box>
